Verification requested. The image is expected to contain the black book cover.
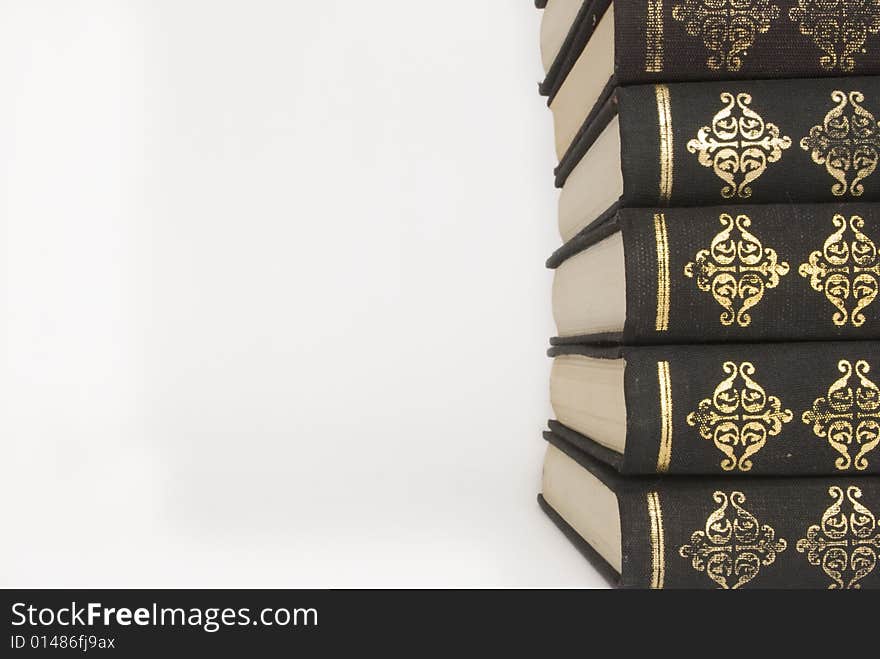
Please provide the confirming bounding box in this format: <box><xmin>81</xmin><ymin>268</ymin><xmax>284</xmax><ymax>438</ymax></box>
<box><xmin>549</xmin><ymin>341</ymin><xmax>880</xmax><ymax>476</ymax></box>
<box><xmin>615</xmin><ymin>1</ymin><xmax>880</xmax><ymax>87</ymax></box>
<box><xmin>545</xmin><ymin>3</ymin><xmax>880</xmax><ymax>179</ymax></box>
<box><xmin>558</xmin><ymin>76</ymin><xmax>880</xmax><ymax>198</ymax></box>
<box><xmin>541</xmin><ymin>429</ymin><xmax>880</xmax><ymax>589</ymax></box>
<box><xmin>550</xmin><ymin>203</ymin><xmax>880</xmax><ymax>344</ymax></box>
<box><xmin>538</xmin><ymin>2</ymin><xmax>880</xmax><ymax>103</ymax></box>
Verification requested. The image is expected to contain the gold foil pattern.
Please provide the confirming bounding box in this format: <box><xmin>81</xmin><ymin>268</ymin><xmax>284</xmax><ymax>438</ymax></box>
<box><xmin>799</xmin><ymin>214</ymin><xmax>880</xmax><ymax>326</ymax></box>
<box><xmin>671</xmin><ymin>0</ymin><xmax>781</xmax><ymax>71</ymax></box>
<box><xmin>646</xmin><ymin>0</ymin><xmax>666</xmax><ymax>72</ymax></box>
<box><xmin>801</xmin><ymin>90</ymin><xmax>880</xmax><ymax>197</ymax></box>
<box><xmin>657</xmin><ymin>361</ymin><xmax>674</xmax><ymax>473</ymax></box>
<box><xmin>789</xmin><ymin>0</ymin><xmax>880</xmax><ymax>72</ymax></box>
<box><xmin>687</xmin><ymin>361</ymin><xmax>793</xmax><ymax>471</ymax></box>
<box><xmin>688</xmin><ymin>92</ymin><xmax>791</xmax><ymax>198</ymax></box>
<box><xmin>803</xmin><ymin>360</ymin><xmax>880</xmax><ymax>471</ymax></box>
<box><xmin>685</xmin><ymin>213</ymin><xmax>789</xmax><ymax>327</ymax></box>
<box><xmin>655</xmin><ymin>85</ymin><xmax>674</xmax><ymax>203</ymax></box>
<box><xmin>654</xmin><ymin>213</ymin><xmax>671</xmax><ymax>331</ymax></box>
<box><xmin>797</xmin><ymin>485</ymin><xmax>880</xmax><ymax>589</ymax></box>
<box><xmin>679</xmin><ymin>491</ymin><xmax>787</xmax><ymax>589</ymax></box>
<box><xmin>647</xmin><ymin>491</ymin><xmax>666</xmax><ymax>588</ymax></box>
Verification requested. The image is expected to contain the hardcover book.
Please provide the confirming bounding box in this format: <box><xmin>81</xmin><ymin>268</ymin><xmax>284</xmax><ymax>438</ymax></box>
<box><xmin>538</xmin><ymin>0</ymin><xmax>592</xmax><ymax>77</ymax></box>
<box><xmin>557</xmin><ymin>76</ymin><xmax>880</xmax><ymax>241</ymax></box>
<box><xmin>549</xmin><ymin>341</ymin><xmax>880</xmax><ymax>475</ymax></box>
<box><xmin>540</xmin><ymin>429</ymin><xmax>880</xmax><ymax>588</ymax></box>
<box><xmin>544</xmin><ymin>0</ymin><xmax>880</xmax><ymax>165</ymax></box>
<box><xmin>550</xmin><ymin>203</ymin><xmax>880</xmax><ymax>344</ymax></box>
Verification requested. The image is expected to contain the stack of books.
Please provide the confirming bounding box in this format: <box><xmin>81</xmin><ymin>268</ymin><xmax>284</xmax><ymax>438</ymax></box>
<box><xmin>535</xmin><ymin>0</ymin><xmax>880</xmax><ymax>589</ymax></box>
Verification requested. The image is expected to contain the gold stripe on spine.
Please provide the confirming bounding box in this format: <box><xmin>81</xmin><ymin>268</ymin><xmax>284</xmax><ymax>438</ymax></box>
<box><xmin>653</xmin><ymin>213</ymin><xmax>670</xmax><ymax>331</ymax></box>
<box><xmin>657</xmin><ymin>361</ymin><xmax>673</xmax><ymax>473</ymax></box>
<box><xmin>647</xmin><ymin>491</ymin><xmax>666</xmax><ymax>589</ymax></box>
<box><xmin>646</xmin><ymin>0</ymin><xmax>664</xmax><ymax>73</ymax></box>
<box><xmin>655</xmin><ymin>84</ymin><xmax>674</xmax><ymax>203</ymax></box>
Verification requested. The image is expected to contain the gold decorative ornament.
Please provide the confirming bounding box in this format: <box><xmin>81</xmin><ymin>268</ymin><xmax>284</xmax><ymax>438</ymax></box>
<box><xmin>802</xmin><ymin>359</ymin><xmax>880</xmax><ymax>471</ymax></box>
<box><xmin>654</xmin><ymin>213</ymin><xmax>671</xmax><ymax>331</ymax></box>
<box><xmin>655</xmin><ymin>85</ymin><xmax>675</xmax><ymax>203</ymax></box>
<box><xmin>801</xmin><ymin>90</ymin><xmax>880</xmax><ymax>197</ymax></box>
<box><xmin>687</xmin><ymin>361</ymin><xmax>793</xmax><ymax>471</ymax></box>
<box><xmin>679</xmin><ymin>491</ymin><xmax>787</xmax><ymax>589</ymax></box>
<box><xmin>647</xmin><ymin>491</ymin><xmax>666</xmax><ymax>588</ymax></box>
<box><xmin>789</xmin><ymin>0</ymin><xmax>880</xmax><ymax>72</ymax></box>
<box><xmin>671</xmin><ymin>0</ymin><xmax>781</xmax><ymax>71</ymax></box>
<box><xmin>688</xmin><ymin>92</ymin><xmax>791</xmax><ymax>199</ymax></box>
<box><xmin>799</xmin><ymin>214</ymin><xmax>880</xmax><ymax>327</ymax></box>
<box><xmin>646</xmin><ymin>0</ymin><xmax>666</xmax><ymax>73</ymax></box>
<box><xmin>685</xmin><ymin>213</ymin><xmax>789</xmax><ymax>327</ymax></box>
<box><xmin>657</xmin><ymin>361</ymin><xmax>673</xmax><ymax>473</ymax></box>
<box><xmin>797</xmin><ymin>485</ymin><xmax>880</xmax><ymax>589</ymax></box>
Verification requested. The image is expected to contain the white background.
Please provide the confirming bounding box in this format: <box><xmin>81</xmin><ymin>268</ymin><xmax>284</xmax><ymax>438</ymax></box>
<box><xmin>0</xmin><ymin>1</ymin><xmax>605</xmax><ymax>587</ymax></box>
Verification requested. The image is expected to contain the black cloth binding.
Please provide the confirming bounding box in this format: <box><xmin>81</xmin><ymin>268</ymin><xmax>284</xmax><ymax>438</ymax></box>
<box><xmin>541</xmin><ymin>430</ymin><xmax>880</xmax><ymax>588</ymax></box>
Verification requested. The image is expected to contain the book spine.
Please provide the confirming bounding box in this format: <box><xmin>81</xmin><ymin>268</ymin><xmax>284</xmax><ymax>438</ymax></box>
<box><xmin>547</xmin><ymin>430</ymin><xmax>880</xmax><ymax>589</ymax></box>
<box><xmin>550</xmin><ymin>340</ymin><xmax>880</xmax><ymax>476</ymax></box>
<box><xmin>618</xmin><ymin>204</ymin><xmax>880</xmax><ymax>343</ymax></box>
<box><xmin>616</xmin><ymin>473</ymin><xmax>880</xmax><ymax>589</ymax></box>
<box><xmin>622</xmin><ymin>340</ymin><xmax>880</xmax><ymax>476</ymax></box>
<box><xmin>618</xmin><ymin>76</ymin><xmax>880</xmax><ymax>207</ymax></box>
<box><xmin>615</xmin><ymin>0</ymin><xmax>880</xmax><ymax>84</ymax></box>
